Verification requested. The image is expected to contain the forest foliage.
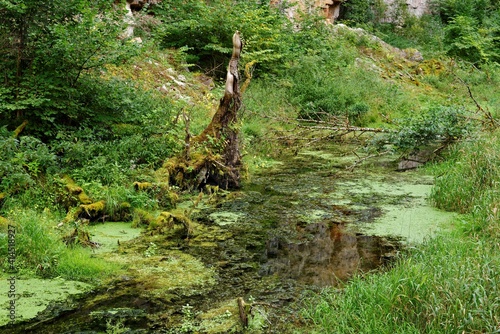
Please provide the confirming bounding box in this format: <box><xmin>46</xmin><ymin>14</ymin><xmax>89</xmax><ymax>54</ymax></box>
<box><xmin>0</xmin><ymin>0</ymin><xmax>498</xmax><ymax>289</ymax></box>
<box><xmin>0</xmin><ymin>1</ymin><xmax>499</xmax><ymax>332</ymax></box>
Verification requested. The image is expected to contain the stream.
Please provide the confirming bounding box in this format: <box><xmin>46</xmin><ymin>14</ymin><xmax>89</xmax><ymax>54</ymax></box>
<box><xmin>2</xmin><ymin>142</ymin><xmax>454</xmax><ymax>333</ymax></box>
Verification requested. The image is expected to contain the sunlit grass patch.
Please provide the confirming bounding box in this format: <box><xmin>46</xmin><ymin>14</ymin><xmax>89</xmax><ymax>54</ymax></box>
<box><xmin>56</xmin><ymin>246</ymin><xmax>123</xmax><ymax>281</ymax></box>
<box><xmin>0</xmin><ymin>209</ymin><xmax>123</xmax><ymax>282</ymax></box>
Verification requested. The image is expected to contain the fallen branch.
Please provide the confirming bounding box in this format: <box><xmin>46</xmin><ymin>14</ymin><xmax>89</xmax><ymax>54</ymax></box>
<box><xmin>296</xmin><ymin>122</ymin><xmax>393</xmax><ymax>133</ymax></box>
<box><xmin>347</xmin><ymin>150</ymin><xmax>392</xmax><ymax>171</ymax></box>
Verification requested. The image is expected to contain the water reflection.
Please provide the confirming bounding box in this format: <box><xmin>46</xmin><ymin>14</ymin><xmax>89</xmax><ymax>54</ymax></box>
<box><xmin>261</xmin><ymin>222</ymin><xmax>398</xmax><ymax>286</ymax></box>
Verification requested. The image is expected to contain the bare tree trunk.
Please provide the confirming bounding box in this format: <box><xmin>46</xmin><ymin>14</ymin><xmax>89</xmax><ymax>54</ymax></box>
<box><xmin>195</xmin><ymin>31</ymin><xmax>243</xmax><ymax>188</ymax></box>
<box><xmin>196</xmin><ymin>31</ymin><xmax>242</xmax><ymax>144</ymax></box>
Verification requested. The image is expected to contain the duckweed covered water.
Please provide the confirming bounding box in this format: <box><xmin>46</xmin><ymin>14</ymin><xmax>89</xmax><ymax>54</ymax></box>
<box><xmin>2</xmin><ymin>143</ymin><xmax>454</xmax><ymax>333</ymax></box>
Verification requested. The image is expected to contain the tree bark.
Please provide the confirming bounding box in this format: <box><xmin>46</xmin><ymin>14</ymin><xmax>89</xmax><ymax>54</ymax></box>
<box><xmin>194</xmin><ymin>31</ymin><xmax>243</xmax><ymax>189</ymax></box>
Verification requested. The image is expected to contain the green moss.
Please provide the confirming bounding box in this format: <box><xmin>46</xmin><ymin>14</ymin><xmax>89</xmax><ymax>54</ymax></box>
<box><xmin>77</xmin><ymin>192</ymin><xmax>93</xmax><ymax>205</ymax></box>
<box><xmin>103</xmin><ymin>251</ymin><xmax>216</xmax><ymax>298</ymax></box>
<box><xmin>132</xmin><ymin>208</ymin><xmax>155</xmax><ymax>226</ymax></box>
<box><xmin>197</xmin><ymin>299</ymin><xmax>242</xmax><ymax>333</ymax></box>
<box><xmin>63</xmin><ymin>206</ymin><xmax>83</xmax><ymax>223</ymax></box>
<box><xmin>207</xmin><ymin>211</ymin><xmax>245</xmax><ymax>226</ymax></box>
<box><xmin>150</xmin><ymin>210</ymin><xmax>193</xmax><ymax>236</ymax></box>
<box><xmin>61</xmin><ymin>175</ymin><xmax>93</xmax><ymax>205</ymax></box>
<box><xmin>133</xmin><ymin>181</ymin><xmax>153</xmax><ymax>191</ymax></box>
<box><xmin>0</xmin><ymin>216</ymin><xmax>11</xmax><ymax>231</ymax></box>
<box><xmin>80</xmin><ymin>200</ymin><xmax>106</xmax><ymax>217</ymax></box>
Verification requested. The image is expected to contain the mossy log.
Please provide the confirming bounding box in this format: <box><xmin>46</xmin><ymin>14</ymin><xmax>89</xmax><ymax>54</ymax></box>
<box><xmin>133</xmin><ymin>181</ymin><xmax>153</xmax><ymax>191</ymax></box>
<box><xmin>164</xmin><ymin>31</ymin><xmax>244</xmax><ymax>190</ymax></box>
<box><xmin>133</xmin><ymin>208</ymin><xmax>193</xmax><ymax>237</ymax></box>
<box><xmin>62</xmin><ymin>175</ymin><xmax>92</xmax><ymax>205</ymax></box>
<box><xmin>154</xmin><ymin>210</ymin><xmax>193</xmax><ymax>237</ymax></box>
<box><xmin>80</xmin><ymin>200</ymin><xmax>106</xmax><ymax>218</ymax></box>
<box><xmin>62</xmin><ymin>227</ymin><xmax>99</xmax><ymax>248</ymax></box>
<box><xmin>132</xmin><ymin>208</ymin><xmax>156</xmax><ymax>226</ymax></box>
<box><xmin>13</xmin><ymin>120</ymin><xmax>28</xmax><ymax>138</ymax></box>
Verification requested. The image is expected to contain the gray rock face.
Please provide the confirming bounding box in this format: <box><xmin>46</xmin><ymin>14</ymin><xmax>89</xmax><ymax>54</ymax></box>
<box><xmin>271</xmin><ymin>0</ymin><xmax>430</xmax><ymax>23</ymax></box>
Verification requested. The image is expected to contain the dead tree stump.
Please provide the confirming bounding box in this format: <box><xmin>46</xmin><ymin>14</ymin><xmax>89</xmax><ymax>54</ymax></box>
<box><xmin>161</xmin><ymin>31</ymin><xmax>245</xmax><ymax>190</ymax></box>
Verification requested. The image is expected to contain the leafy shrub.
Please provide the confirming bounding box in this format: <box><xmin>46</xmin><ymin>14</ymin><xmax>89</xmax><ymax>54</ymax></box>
<box><xmin>340</xmin><ymin>0</ymin><xmax>388</xmax><ymax>25</ymax></box>
<box><xmin>429</xmin><ymin>0</ymin><xmax>500</xmax><ymax>64</ymax></box>
<box><xmin>374</xmin><ymin>15</ymin><xmax>445</xmax><ymax>54</ymax></box>
<box><xmin>444</xmin><ymin>15</ymin><xmax>499</xmax><ymax>65</ymax></box>
<box><xmin>387</xmin><ymin>106</ymin><xmax>473</xmax><ymax>153</ymax></box>
<box><xmin>430</xmin><ymin>0</ymin><xmax>493</xmax><ymax>24</ymax></box>
<box><xmin>0</xmin><ymin>128</ymin><xmax>56</xmax><ymax>194</ymax></box>
<box><xmin>52</xmin><ymin>125</ymin><xmax>181</xmax><ymax>186</ymax></box>
<box><xmin>0</xmin><ymin>0</ymin><xmax>137</xmax><ymax>136</ymax></box>
<box><xmin>287</xmin><ymin>52</ymin><xmax>391</xmax><ymax>125</ymax></box>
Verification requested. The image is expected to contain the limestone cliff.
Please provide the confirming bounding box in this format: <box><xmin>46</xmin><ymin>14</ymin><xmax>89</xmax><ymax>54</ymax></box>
<box><xmin>271</xmin><ymin>0</ymin><xmax>429</xmax><ymax>24</ymax></box>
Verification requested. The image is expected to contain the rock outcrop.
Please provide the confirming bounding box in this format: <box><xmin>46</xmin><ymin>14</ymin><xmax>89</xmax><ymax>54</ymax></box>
<box><xmin>271</xmin><ymin>0</ymin><xmax>430</xmax><ymax>24</ymax></box>
<box><xmin>116</xmin><ymin>0</ymin><xmax>161</xmax><ymax>38</ymax></box>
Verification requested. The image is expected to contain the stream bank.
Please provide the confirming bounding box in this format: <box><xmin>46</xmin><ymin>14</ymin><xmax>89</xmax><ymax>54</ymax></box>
<box><xmin>1</xmin><ymin>142</ymin><xmax>454</xmax><ymax>333</ymax></box>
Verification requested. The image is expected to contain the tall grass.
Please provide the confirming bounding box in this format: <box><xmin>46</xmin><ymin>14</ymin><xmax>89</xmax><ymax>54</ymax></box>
<box><xmin>430</xmin><ymin>130</ymin><xmax>500</xmax><ymax>237</ymax></box>
<box><xmin>56</xmin><ymin>247</ymin><xmax>122</xmax><ymax>281</ymax></box>
<box><xmin>0</xmin><ymin>210</ymin><xmax>63</xmax><ymax>274</ymax></box>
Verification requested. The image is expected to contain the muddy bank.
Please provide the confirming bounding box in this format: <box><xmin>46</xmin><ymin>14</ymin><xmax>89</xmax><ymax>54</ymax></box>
<box><xmin>2</xmin><ymin>143</ymin><xmax>454</xmax><ymax>333</ymax></box>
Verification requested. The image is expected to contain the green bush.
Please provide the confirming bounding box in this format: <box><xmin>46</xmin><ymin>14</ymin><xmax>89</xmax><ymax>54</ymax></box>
<box><xmin>0</xmin><ymin>128</ymin><xmax>56</xmax><ymax>194</ymax></box>
<box><xmin>428</xmin><ymin>0</ymin><xmax>500</xmax><ymax>64</ymax></box>
<box><xmin>430</xmin><ymin>0</ymin><xmax>493</xmax><ymax>24</ymax></box>
<box><xmin>444</xmin><ymin>15</ymin><xmax>500</xmax><ymax>65</ymax></box>
<box><xmin>0</xmin><ymin>0</ymin><xmax>137</xmax><ymax>137</ymax></box>
<box><xmin>374</xmin><ymin>15</ymin><xmax>445</xmax><ymax>55</ymax></box>
<box><xmin>53</xmin><ymin>126</ymin><xmax>181</xmax><ymax>186</ymax></box>
<box><xmin>340</xmin><ymin>0</ymin><xmax>388</xmax><ymax>25</ymax></box>
<box><xmin>387</xmin><ymin>106</ymin><xmax>473</xmax><ymax>153</ymax></box>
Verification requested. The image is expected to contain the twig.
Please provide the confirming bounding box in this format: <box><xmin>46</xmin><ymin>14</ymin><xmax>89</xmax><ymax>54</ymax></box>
<box><xmin>347</xmin><ymin>150</ymin><xmax>392</xmax><ymax>171</ymax></box>
<box><xmin>455</xmin><ymin>75</ymin><xmax>498</xmax><ymax>129</ymax></box>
